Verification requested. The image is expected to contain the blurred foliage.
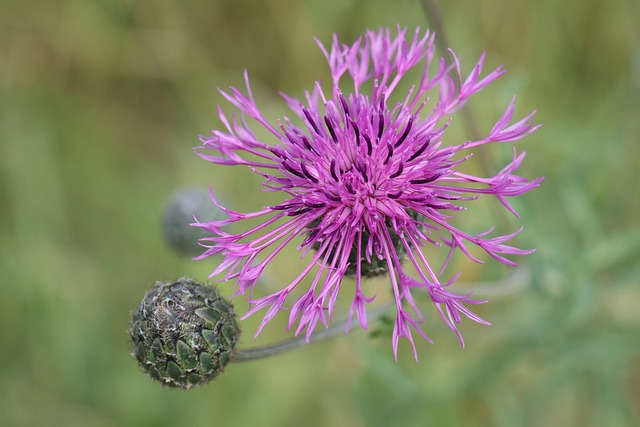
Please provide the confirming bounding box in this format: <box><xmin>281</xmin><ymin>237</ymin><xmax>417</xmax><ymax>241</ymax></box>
<box><xmin>1</xmin><ymin>0</ymin><xmax>639</xmax><ymax>426</ymax></box>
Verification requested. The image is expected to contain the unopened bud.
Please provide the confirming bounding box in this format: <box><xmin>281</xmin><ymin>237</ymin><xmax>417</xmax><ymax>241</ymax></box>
<box><xmin>162</xmin><ymin>187</ymin><xmax>226</xmax><ymax>257</ymax></box>
<box><xmin>129</xmin><ymin>277</ymin><xmax>240</xmax><ymax>389</ymax></box>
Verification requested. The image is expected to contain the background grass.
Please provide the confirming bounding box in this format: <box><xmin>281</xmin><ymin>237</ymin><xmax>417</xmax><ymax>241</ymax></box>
<box><xmin>1</xmin><ymin>0</ymin><xmax>639</xmax><ymax>426</ymax></box>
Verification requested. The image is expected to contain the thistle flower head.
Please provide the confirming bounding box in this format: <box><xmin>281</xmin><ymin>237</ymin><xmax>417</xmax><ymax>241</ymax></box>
<box><xmin>129</xmin><ymin>278</ymin><xmax>240</xmax><ymax>388</ymax></box>
<box><xmin>195</xmin><ymin>27</ymin><xmax>542</xmax><ymax>358</ymax></box>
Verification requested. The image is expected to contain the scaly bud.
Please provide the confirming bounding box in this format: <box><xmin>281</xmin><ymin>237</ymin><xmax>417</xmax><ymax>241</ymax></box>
<box><xmin>129</xmin><ymin>277</ymin><xmax>240</xmax><ymax>389</ymax></box>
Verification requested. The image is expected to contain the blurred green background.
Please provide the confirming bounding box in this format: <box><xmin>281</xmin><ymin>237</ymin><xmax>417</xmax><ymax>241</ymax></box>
<box><xmin>1</xmin><ymin>0</ymin><xmax>639</xmax><ymax>426</ymax></box>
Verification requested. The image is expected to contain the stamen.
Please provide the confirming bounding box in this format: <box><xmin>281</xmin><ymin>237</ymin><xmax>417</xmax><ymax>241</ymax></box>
<box><xmin>330</xmin><ymin>159</ymin><xmax>339</xmax><ymax>181</ymax></box>
<box><xmin>383</xmin><ymin>143</ymin><xmax>394</xmax><ymax>165</ymax></box>
<box><xmin>339</xmin><ymin>94</ymin><xmax>350</xmax><ymax>117</ymax></box>
<box><xmin>272</xmin><ymin>202</ymin><xmax>294</xmax><ymax>210</ymax></box>
<box><xmin>288</xmin><ymin>207</ymin><xmax>313</xmax><ymax>216</ymax></box>
<box><xmin>283</xmin><ymin>161</ymin><xmax>306</xmax><ymax>179</ymax></box>
<box><xmin>364</xmin><ymin>134</ymin><xmax>373</xmax><ymax>156</ymax></box>
<box><xmin>269</xmin><ymin>146</ymin><xmax>287</xmax><ymax>159</ymax></box>
<box><xmin>407</xmin><ymin>137</ymin><xmax>432</xmax><ymax>161</ymax></box>
<box><xmin>300</xmin><ymin>135</ymin><xmax>318</xmax><ymax>155</ymax></box>
<box><xmin>303</xmin><ymin>107</ymin><xmax>321</xmax><ymax>135</ymax></box>
<box><xmin>283</xmin><ymin>130</ymin><xmax>300</xmax><ymax>148</ymax></box>
<box><xmin>390</xmin><ymin>162</ymin><xmax>404</xmax><ymax>179</ymax></box>
<box><xmin>304</xmin><ymin>201</ymin><xmax>326</xmax><ymax>208</ymax></box>
<box><xmin>324</xmin><ymin>116</ymin><xmax>338</xmax><ymax>144</ymax></box>
<box><xmin>301</xmin><ymin>162</ymin><xmax>319</xmax><ymax>183</ymax></box>
<box><xmin>356</xmin><ymin>161</ymin><xmax>369</xmax><ymax>182</ymax></box>
<box><xmin>350</xmin><ymin>119</ymin><xmax>360</xmax><ymax>146</ymax></box>
<box><xmin>394</xmin><ymin>117</ymin><xmax>414</xmax><ymax>148</ymax></box>
<box><xmin>345</xmin><ymin>181</ymin><xmax>356</xmax><ymax>194</ymax></box>
<box><xmin>409</xmin><ymin>173</ymin><xmax>442</xmax><ymax>184</ymax></box>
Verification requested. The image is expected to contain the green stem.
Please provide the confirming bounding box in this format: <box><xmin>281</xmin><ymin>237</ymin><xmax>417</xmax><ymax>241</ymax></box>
<box><xmin>233</xmin><ymin>303</ymin><xmax>393</xmax><ymax>362</ymax></box>
<box><xmin>419</xmin><ymin>0</ymin><xmax>511</xmax><ymax>231</ymax></box>
<box><xmin>419</xmin><ymin>0</ymin><xmax>481</xmax><ymax>142</ymax></box>
<box><xmin>233</xmin><ymin>266</ymin><xmax>530</xmax><ymax>362</ymax></box>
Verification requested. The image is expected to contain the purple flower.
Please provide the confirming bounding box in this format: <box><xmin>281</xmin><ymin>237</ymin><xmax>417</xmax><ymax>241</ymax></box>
<box><xmin>195</xmin><ymin>27</ymin><xmax>542</xmax><ymax>359</ymax></box>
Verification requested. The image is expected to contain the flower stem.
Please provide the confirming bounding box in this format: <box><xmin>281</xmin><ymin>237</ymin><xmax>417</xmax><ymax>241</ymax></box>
<box><xmin>233</xmin><ymin>304</ymin><xmax>393</xmax><ymax>362</ymax></box>
<box><xmin>419</xmin><ymin>0</ymin><xmax>511</xmax><ymax>231</ymax></box>
<box><xmin>419</xmin><ymin>0</ymin><xmax>481</xmax><ymax>143</ymax></box>
<box><xmin>232</xmin><ymin>267</ymin><xmax>529</xmax><ymax>362</ymax></box>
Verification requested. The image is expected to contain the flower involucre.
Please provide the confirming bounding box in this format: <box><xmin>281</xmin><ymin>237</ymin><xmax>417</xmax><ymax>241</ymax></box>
<box><xmin>195</xmin><ymin>27</ymin><xmax>542</xmax><ymax>358</ymax></box>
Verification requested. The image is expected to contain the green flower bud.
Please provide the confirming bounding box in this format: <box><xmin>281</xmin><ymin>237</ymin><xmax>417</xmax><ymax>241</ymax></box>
<box><xmin>161</xmin><ymin>187</ymin><xmax>227</xmax><ymax>257</ymax></box>
<box><xmin>129</xmin><ymin>277</ymin><xmax>240</xmax><ymax>389</ymax></box>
